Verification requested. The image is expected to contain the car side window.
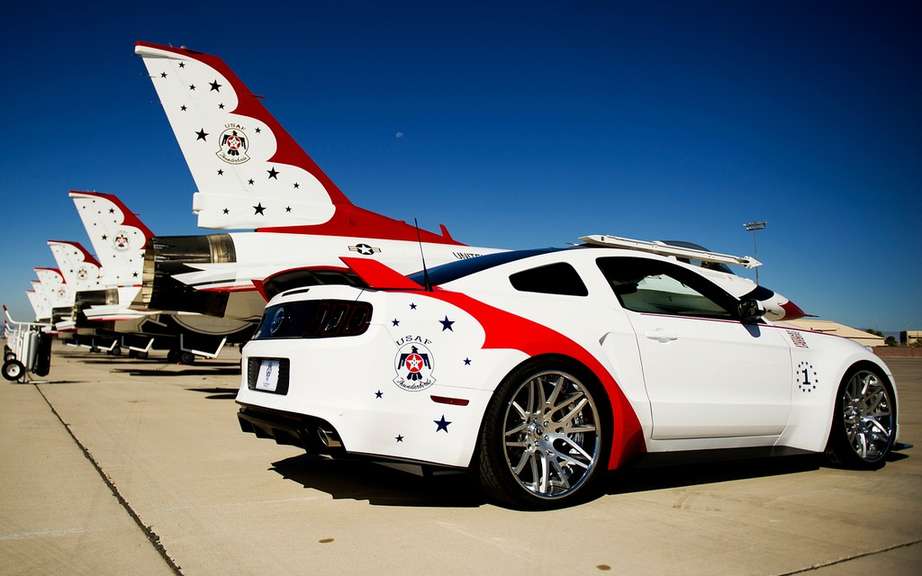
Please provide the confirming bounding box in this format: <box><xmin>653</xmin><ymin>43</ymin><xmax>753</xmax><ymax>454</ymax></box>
<box><xmin>596</xmin><ymin>257</ymin><xmax>737</xmax><ymax>319</ymax></box>
<box><xmin>509</xmin><ymin>262</ymin><xmax>589</xmax><ymax>297</ymax></box>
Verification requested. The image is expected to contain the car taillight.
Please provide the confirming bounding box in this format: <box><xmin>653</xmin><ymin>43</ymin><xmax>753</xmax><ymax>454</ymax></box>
<box><xmin>255</xmin><ymin>300</ymin><xmax>372</xmax><ymax>339</ymax></box>
<box><xmin>315</xmin><ymin>301</ymin><xmax>372</xmax><ymax>337</ymax></box>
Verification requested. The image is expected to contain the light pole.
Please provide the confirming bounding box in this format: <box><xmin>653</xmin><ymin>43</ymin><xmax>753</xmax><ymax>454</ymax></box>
<box><xmin>743</xmin><ymin>220</ymin><xmax>767</xmax><ymax>284</ymax></box>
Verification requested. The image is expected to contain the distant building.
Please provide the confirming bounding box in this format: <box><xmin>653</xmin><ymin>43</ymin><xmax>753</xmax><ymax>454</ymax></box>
<box><xmin>779</xmin><ymin>319</ymin><xmax>886</xmax><ymax>348</ymax></box>
<box><xmin>901</xmin><ymin>330</ymin><xmax>922</xmax><ymax>346</ymax></box>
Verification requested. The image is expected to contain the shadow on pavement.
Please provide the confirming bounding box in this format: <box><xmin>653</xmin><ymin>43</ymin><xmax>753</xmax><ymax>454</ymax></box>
<box><xmin>113</xmin><ymin>368</ymin><xmax>241</xmax><ymax>377</ymax></box>
<box><xmin>270</xmin><ymin>451</ymin><xmax>906</xmax><ymax>508</ymax></box>
<box><xmin>186</xmin><ymin>386</ymin><xmax>239</xmax><ymax>399</ymax></box>
<box><xmin>79</xmin><ymin>359</ymin><xmax>165</xmax><ymax>365</ymax></box>
<box><xmin>271</xmin><ymin>455</ymin><xmax>486</xmax><ymax>508</ymax></box>
<box><xmin>606</xmin><ymin>455</ymin><xmax>822</xmax><ymax>495</ymax></box>
<box><xmin>56</xmin><ymin>352</ymin><xmax>97</xmax><ymax>359</ymax></box>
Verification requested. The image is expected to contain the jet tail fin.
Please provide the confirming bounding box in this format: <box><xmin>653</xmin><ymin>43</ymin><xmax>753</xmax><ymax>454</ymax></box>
<box><xmin>134</xmin><ymin>41</ymin><xmax>467</xmax><ymax>246</ymax></box>
<box><xmin>26</xmin><ymin>291</ymin><xmax>51</xmax><ymax>321</ymax></box>
<box><xmin>69</xmin><ymin>191</ymin><xmax>151</xmax><ymax>287</ymax></box>
<box><xmin>47</xmin><ymin>241</ymin><xmax>104</xmax><ymax>291</ymax></box>
<box><xmin>135</xmin><ymin>41</ymin><xmax>350</xmax><ymax>229</ymax></box>
<box><xmin>33</xmin><ymin>268</ymin><xmax>72</xmax><ymax>309</ymax></box>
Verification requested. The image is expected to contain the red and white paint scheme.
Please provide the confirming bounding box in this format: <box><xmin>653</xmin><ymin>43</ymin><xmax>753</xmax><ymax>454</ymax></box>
<box><xmin>237</xmin><ymin>247</ymin><xmax>898</xmax><ymax>508</ymax></box>
<box><xmin>67</xmin><ymin>191</ymin><xmax>258</xmax><ymax>360</ymax></box>
<box><xmin>70</xmin><ymin>191</ymin><xmax>150</xmax><ymax>286</ymax></box>
<box><xmin>67</xmin><ymin>191</ymin><xmax>151</xmax><ymax>329</ymax></box>
<box><xmin>132</xmin><ymin>41</ymin><xmax>500</xmax><ymax>323</ymax></box>
<box><xmin>46</xmin><ymin>240</ymin><xmax>108</xmax><ymax>332</ymax></box>
<box><xmin>48</xmin><ymin>240</ymin><xmax>104</xmax><ymax>292</ymax></box>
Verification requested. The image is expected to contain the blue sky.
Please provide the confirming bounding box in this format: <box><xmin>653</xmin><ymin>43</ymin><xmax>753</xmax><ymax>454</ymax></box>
<box><xmin>1</xmin><ymin>1</ymin><xmax>919</xmax><ymax>330</ymax></box>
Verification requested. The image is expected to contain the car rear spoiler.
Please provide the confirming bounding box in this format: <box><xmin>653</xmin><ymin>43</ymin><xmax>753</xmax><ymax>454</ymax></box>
<box><xmin>255</xmin><ymin>258</ymin><xmax>426</xmax><ymax>302</ymax></box>
<box><xmin>339</xmin><ymin>257</ymin><xmax>426</xmax><ymax>290</ymax></box>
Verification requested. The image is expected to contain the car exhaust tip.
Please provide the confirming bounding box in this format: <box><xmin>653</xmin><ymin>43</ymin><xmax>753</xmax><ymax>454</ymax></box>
<box><xmin>317</xmin><ymin>426</ymin><xmax>343</xmax><ymax>449</ymax></box>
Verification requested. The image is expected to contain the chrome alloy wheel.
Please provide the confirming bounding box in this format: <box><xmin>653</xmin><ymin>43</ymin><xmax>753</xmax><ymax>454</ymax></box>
<box><xmin>502</xmin><ymin>371</ymin><xmax>602</xmax><ymax>499</ymax></box>
<box><xmin>843</xmin><ymin>370</ymin><xmax>894</xmax><ymax>462</ymax></box>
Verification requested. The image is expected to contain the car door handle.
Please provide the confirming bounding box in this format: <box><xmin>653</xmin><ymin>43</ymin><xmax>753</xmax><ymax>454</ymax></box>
<box><xmin>645</xmin><ymin>330</ymin><xmax>678</xmax><ymax>343</ymax></box>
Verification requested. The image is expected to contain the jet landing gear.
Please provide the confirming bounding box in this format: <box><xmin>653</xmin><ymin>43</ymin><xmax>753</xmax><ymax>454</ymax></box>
<box><xmin>168</xmin><ymin>333</ymin><xmax>228</xmax><ymax>365</ymax></box>
<box><xmin>167</xmin><ymin>348</ymin><xmax>196</xmax><ymax>365</ymax></box>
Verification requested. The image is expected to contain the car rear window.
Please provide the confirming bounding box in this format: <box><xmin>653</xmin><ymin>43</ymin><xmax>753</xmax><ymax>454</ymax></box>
<box><xmin>509</xmin><ymin>262</ymin><xmax>588</xmax><ymax>296</ymax></box>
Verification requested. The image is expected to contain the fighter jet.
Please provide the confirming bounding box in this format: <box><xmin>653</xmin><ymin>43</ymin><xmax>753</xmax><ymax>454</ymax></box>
<box><xmin>69</xmin><ymin>190</ymin><xmax>261</xmax><ymax>362</ymax></box>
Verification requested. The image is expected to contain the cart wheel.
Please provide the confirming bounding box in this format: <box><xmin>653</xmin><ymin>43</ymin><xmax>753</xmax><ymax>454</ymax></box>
<box><xmin>109</xmin><ymin>346</ymin><xmax>122</xmax><ymax>356</ymax></box>
<box><xmin>2</xmin><ymin>360</ymin><xmax>26</xmax><ymax>382</ymax></box>
<box><xmin>4</xmin><ymin>352</ymin><xmax>15</xmax><ymax>362</ymax></box>
<box><xmin>128</xmin><ymin>349</ymin><xmax>138</xmax><ymax>359</ymax></box>
<box><xmin>180</xmin><ymin>352</ymin><xmax>196</xmax><ymax>365</ymax></box>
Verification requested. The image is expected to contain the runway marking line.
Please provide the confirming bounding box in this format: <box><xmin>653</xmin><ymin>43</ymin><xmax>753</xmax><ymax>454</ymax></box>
<box><xmin>32</xmin><ymin>381</ymin><xmax>185</xmax><ymax>576</ymax></box>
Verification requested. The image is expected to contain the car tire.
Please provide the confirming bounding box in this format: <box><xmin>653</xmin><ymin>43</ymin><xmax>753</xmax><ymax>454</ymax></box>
<box><xmin>2</xmin><ymin>359</ymin><xmax>26</xmax><ymax>382</ymax></box>
<box><xmin>477</xmin><ymin>358</ymin><xmax>611</xmax><ymax>509</ymax></box>
<box><xmin>826</xmin><ymin>364</ymin><xmax>896</xmax><ymax>470</ymax></box>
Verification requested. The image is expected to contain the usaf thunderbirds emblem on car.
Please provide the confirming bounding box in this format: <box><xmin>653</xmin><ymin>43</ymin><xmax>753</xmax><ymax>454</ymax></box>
<box><xmin>216</xmin><ymin>124</ymin><xmax>250</xmax><ymax>164</ymax></box>
<box><xmin>348</xmin><ymin>243</ymin><xmax>381</xmax><ymax>256</ymax></box>
<box><xmin>394</xmin><ymin>337</ymin><xmax>436</xmax><ymax>391</ymax></box>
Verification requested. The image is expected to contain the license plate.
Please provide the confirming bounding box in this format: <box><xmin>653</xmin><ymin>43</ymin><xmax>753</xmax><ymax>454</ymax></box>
<box><xmin>255</xmin><ymin>359</ymin><xmax>280</xmax><ymax>392</ymax></box>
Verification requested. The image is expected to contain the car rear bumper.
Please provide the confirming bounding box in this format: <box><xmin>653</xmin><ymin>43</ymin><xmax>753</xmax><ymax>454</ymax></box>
<box><xmin>236</xmin><ymin>327</ymin><xmax>505</xmax><ymax>468</ymax></box>
<box><xmin>237</xmin><ymin>404</ymin><xmax>345</xmax><ymax>455</ymax></box>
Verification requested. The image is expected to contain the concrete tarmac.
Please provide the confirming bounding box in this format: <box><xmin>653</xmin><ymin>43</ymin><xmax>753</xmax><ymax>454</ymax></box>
<box><xmin>1</xmin><ymin>345</ymin><xmax>920</xmax><ymax>575</ymax></box>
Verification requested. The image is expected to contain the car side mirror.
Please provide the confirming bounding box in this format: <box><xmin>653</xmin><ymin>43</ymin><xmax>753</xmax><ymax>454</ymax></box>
<box><xmin>737</xmin><ymin>298</ymin><xmax>764</xmax><ymax>323</ymax></box>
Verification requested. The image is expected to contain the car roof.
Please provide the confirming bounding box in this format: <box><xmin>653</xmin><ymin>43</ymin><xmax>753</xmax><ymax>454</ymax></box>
<box><xmin>407</xmin><ymin>247</ymin><xmax>574</xmax><ymax>286</ymax></box>
<box><xmin>410</xmin><ymin>245</ymin><xmax>717</xmax><ymax>288</ymax></box>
